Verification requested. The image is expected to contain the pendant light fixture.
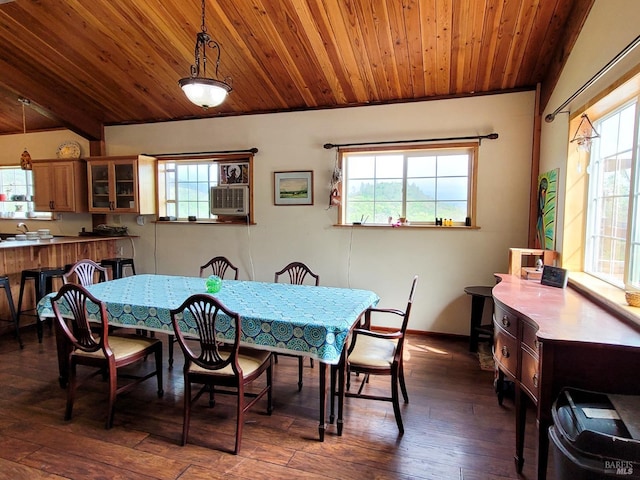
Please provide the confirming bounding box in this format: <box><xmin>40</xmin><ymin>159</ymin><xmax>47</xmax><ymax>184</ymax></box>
<box><xmin>179</xmin><ymin>0</ymin><xmax>232</xmax><ymax>108</ymax></box>
<box><xmin>19</xmin><ymin>97</ymin><xmax>32</xmax><ymax>170</ymax></box>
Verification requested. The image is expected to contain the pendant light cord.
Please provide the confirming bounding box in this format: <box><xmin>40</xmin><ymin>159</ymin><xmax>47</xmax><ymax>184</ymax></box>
<box><xmin>19</xmin><ymin>97</ymin><xmax>30</xmax><ymax>145</ymax></box>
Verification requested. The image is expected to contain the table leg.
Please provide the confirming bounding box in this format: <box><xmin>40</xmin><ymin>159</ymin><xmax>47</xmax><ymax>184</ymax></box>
<box><xmin>54</xmin><ymin>320</ymin><xmax>69</xmax><ymax>389</ymax></box>
<box><xmin>337</xmin><ymin>348</ymin><xmax>346</xmax><ymax>436</ymax></box>
<box><xmin>318</xmin><ymin>362</ymin><xmax>327</xmax><ymax>441</ymax></box>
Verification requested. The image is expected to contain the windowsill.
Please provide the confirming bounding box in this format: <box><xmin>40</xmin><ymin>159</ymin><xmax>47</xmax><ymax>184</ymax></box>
<box><xmin>333</xmin><ymin>224</ymin><xmax>481</xmax><ymax>229</ymax></box>
<box><xmin>154</xmin><ymin>220</ymin><xmax>254</xmax><ymax>225</ymax></box>
<box><xmin>568</xmin><ymin>272</ymin><xmax>640</xmax><ymax>329</ymax></box>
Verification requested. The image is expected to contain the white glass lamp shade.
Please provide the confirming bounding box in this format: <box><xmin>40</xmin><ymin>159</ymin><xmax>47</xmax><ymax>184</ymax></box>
<box><xmin>179</xmin><ymin>77</ymin><xmax>231</xmax><ymax>108</ymax></box>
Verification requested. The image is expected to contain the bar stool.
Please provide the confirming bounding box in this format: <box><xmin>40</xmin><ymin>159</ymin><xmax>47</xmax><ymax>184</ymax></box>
<box><xmin>0</xmin><ymin>276</ymin><xmax>22</xmax><ymax>348</ymax></box>
<box><xmin>101</xmin><ymin>257</ymin><xmax>141</xmax><ymax>337</ymax></box>
<box><xmin>100</xmin><ymin>257</ymin><xmax>136</xmax><ymax>280</ymax></box>
<box><xmin>17</xmin><ymin>266</ymin><xmax>67</xmax><ymax>343</ymax></box>
<box><xmin>464</xmin><ymin>285</ymin><xmax>494</xmax><ymax>353</ymax></box>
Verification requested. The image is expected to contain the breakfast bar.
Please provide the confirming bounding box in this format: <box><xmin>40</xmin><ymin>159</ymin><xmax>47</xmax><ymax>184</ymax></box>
<box><xmin>0</xmin><ymin>234</ymin><xmax>129</xmax><ymax>335</ymax></box>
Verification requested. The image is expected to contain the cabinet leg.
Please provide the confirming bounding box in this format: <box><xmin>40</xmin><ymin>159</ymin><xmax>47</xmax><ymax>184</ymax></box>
<box><xmin>537</xmin><ymin>419</ymin><xmax>551</xmax><ymax>480</ymax></box>
<box><xmin>515</xmin><ymin>385</ymin><xmax>527</xmax><ymax>474</ymax></box>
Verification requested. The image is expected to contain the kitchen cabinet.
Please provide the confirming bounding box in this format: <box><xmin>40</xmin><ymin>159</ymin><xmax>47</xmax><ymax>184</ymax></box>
<box><xmin>32</xmin><ymin>159</ymin><xmax>88</xmax><ymax>212</ymax></box>
<box><xmin>87</xmin><ymin>155</ymin><xmax>156</xmax><ymax>214</ymax></box>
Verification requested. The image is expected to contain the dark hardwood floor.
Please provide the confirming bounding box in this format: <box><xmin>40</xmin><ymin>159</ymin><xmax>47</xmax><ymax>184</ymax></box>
<box><xmin>0</xmin><ymin>327</ymin><xmax>558</xmax><ymax>479</ymax></box>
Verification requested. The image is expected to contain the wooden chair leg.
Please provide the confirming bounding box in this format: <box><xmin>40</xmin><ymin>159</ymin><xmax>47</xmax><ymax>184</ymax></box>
<box><xmin>182</xmin><ymin>378</ymin><xmax>191</xmax><ymax>446</ymax></box>
<box><xmin>234</xmin><ymin>383</ymin><xmax>244</xmax><ymax>454</ymax></box>
<box><xmin>106</xmin><ymin>366</ymin><xmax>118</xmax><ymax>429</ymax></box>
<box><xmin>391</xmin><ymin>369</ymin><xmax>404</xmax><ymax>434</ymax></box>
<box><xmin>399</xmin><ymin>361</ymin><xmax>409</xmax><ymax>403</ymax></box>
<box><xmin>65</xmin><ymin>361</ymin><xmax>77</xmax><ymax>421</ymax></box>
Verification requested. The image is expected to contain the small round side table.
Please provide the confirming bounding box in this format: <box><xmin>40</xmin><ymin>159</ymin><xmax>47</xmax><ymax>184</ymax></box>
<box><xmin>464</xmin><ymin>285</ymin><xmax>494</xmax><ymax>353</ymax></box>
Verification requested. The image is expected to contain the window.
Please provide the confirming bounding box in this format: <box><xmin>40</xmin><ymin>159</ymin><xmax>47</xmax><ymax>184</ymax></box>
<box><xmin>339</xmin><ymin>143</ymin><xmax>477</xmax><ymax>225</ymax></box>
<box><xmin>585</xmin><ymin>99</ymin><xmax>640</xmax><ymax>289</ymax></box>
<box><xmin>157</xmin><ymin>154</ymin><xmax>253</xmax><ymax>222</ymax></box>
<box><xmin>0</xmin><ymin>167</ymin><xmax>51</xmax><ymax>220</ymax></box>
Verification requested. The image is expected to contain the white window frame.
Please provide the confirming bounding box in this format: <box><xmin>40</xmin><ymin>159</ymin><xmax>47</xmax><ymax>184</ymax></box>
<box><xmin>338</xmin><ymin>143</ymin><xmax>477</xmax><ymax>226</ymax></box>
<box><xmin>585</xmin><ymin>97</ymin><xmax>640</xmax><ymax>289</ymax></box>
<box><xmin>156</xmin><ymin>153</ymin><xmax>254</xmax><ymax>223</ymax></box>
<box><xmin>0</xmin><ymin>166</ymin><xmax>52</xmax><ymax>220</ymax></box>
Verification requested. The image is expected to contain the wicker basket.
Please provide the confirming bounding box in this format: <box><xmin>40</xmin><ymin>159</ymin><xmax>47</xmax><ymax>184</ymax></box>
<box><xmin>625</xmin><ymin>291</ymin><xmax>640</xmax><ymax>307</ymax></box>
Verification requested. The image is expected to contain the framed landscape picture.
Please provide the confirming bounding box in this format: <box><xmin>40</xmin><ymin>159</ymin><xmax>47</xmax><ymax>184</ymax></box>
<box><xmin>274</xmin><ymin>171</ymin><xmax>313</xmax><ymax>205</ymax></box>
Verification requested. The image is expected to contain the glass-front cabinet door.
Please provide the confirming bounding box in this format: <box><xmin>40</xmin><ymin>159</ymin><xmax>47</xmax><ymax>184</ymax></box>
<box><xmin>89</xmin><ymin>162</ymin><xmax>110</xmax><ymax>210</ymax></box>
<box><xmin>88</xmin><ymin>158</ymin><xmax>139</xmax><ymax>213</ymax></box>
<box><xmin>114</xmin><ymin>162</ymin><xmax>136</xmax><ymax>210</ymax></box>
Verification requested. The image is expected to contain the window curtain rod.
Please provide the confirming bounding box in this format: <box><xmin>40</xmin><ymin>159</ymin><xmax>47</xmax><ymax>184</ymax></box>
<box><xmin>545</xmin><ymin>34</ymin><xmax>640</xmax><ymax>122</ymax></box>
<box><xmin>142</xmin><ymin>147</ymin><xmax>258</xmax><ymax>157</ymax></box>
<box><xmin>323</xmin><ymin>133</ymin><xmax>498</xmax><ymax>149</ymax></box>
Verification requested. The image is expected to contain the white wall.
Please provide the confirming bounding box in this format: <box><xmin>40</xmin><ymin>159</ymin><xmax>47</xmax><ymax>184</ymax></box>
<box><xmin>0</xmin><ymin>130</ymin><xmax>90</xmax><ymax>164</ymax></box>
<box><xmin>540</xmin><ymin>0</ymin><xmax>640</xmax><ymax>251</ymax></box>
<box><xmin>0</xmin><ymin>87</ymin><xmax>534</xmax><ymax>336</ymax></box>
<box><xmin>103</xmin><ymin>92</ymin><xmax>534</xmax><ymax>334</ymax></box>
<box><xmin>0</xmin><ymin>130</ymin><xmax>93</xmax><ymax>236</ymax></box>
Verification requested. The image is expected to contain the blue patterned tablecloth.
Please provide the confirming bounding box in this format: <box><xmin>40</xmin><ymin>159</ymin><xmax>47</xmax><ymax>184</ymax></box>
<box><xmin>37</xmin><ymin>274</ymin><xmax>379</xmax><ymax>365</ymax></box>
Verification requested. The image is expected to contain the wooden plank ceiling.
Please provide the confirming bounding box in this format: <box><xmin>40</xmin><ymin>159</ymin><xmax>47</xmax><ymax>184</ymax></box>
<box><xmin>0</xmin><ymin>0</ymin><xmax>593</xmax><ymax>140</ymax></box>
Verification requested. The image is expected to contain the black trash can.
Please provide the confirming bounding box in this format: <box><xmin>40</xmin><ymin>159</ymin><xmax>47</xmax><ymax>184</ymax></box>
<box><xmin>549</xmin><ymin>387</ymin><xmax>640</xmax><ymax>479</ymax></box>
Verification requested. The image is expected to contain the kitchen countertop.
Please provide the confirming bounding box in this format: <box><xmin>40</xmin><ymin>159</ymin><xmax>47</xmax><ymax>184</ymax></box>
<box><xmin>0</xmin><ymin>235</ymin><xmax>131</xmax><ymax>249</ymax></box>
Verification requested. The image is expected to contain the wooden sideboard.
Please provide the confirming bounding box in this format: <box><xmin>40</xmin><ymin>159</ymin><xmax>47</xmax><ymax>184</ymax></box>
<box><xmin>492</xmin><ymin>274</ymin><xmax>640</xmax><ymax>480</ymax></box>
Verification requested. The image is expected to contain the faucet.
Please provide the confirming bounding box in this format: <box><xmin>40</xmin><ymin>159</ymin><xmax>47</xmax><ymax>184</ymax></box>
<box><xmin>17</xmin><ymin>222</ymin><xmax>29</xmax><ymax>233</ymax></box>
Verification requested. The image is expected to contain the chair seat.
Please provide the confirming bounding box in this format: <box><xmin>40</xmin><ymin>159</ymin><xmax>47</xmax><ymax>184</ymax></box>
<box><xmin>188</xmin><ymin>347</ymin><xmax>272</xmax><ymax>377</ymax></box>
<box><xmin>74</xmin><ymin>334</ymin><xmax>161</xmax><ymax>360</ymax></box>
<box><xmin>349</xmin><ymin>335</ymin><xmax>398</xmax><ymax>368</ymax></box>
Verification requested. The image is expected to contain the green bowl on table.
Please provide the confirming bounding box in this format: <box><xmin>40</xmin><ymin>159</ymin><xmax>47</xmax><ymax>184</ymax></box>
<box><xmin>205</xmin><ymin>275</ymin><xmax>222</xmax><ymax>294</ymax></box>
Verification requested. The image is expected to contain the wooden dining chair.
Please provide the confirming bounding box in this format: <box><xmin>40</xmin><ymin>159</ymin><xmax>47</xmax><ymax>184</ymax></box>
<box><xmin>51</xmin><ymin>283</ymin><xmax>164</xmax><ymax>429</ymax></box>
<box><xmin>167</xmin><ymin>256</ymin><xmax>240</xmax><ymax>368</ymax></box>
<box><xmin>332</xmin><ymin>275</ymin><xmax>418</xmax><ymax>434</ymax></box>
<box><xmin>199</xmin><ymin>256</ymin><xmax>239</xmax><ymax>279</ymax></box>
<box><xmin>170</xmin><ymin>293</ymin><xmax>273</xmax><ymax>454</ymax></box>
<box><xmin>274</xmin><ymin>261</ymin><xmax>319</xmax><ymax>391</ymax></box>
<box><xmin>63</xmin><ymin>259</ymin><xmax>109</xmax><ymax>287</ymax></box>
<box><xmin>274</xmin><ymin>261</ymin><xmax>319</xmax><ymax>286</ymax></box>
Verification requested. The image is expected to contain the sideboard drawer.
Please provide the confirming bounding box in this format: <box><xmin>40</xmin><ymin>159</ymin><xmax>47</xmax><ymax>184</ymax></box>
<box><xmin>520</xmin><ymin>347</ymin><xmax>540</xmax><ymax>403</ymax></box>
<box><xmin>494</xmin><ymin>328</ymin><xmax>517</xmax><ymax>378</ymax></box>
<box><xmin>522</xmin><ymin>320</ymin><xmax>540</xmax><ymax>354</ymax></box>
<box><xmin>494</xmin><ymin>304</ymin><xmax>518</xmax><ymax>337</ymax></box>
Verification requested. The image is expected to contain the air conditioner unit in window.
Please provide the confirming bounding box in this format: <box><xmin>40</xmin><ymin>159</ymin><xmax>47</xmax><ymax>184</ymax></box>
<box><xmin>210</xmin><ymin>185</ymin><xmax>249</xmax><ymax>216</ymax></box>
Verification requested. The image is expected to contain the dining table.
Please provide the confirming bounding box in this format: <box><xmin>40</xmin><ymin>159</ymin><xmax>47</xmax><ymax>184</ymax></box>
<box><xmin>37</xmin><ymin>273</ymin><xmax>380</xmax><ymax>441</ymax></box>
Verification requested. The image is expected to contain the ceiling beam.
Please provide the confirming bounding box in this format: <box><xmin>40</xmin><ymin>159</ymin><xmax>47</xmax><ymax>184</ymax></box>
<box><xmin>0</xmin><ymin>58</ymin><xmax>104</xmax><ymax>141</ymax></box>
<box><xmin>539</xmin><ymin>0</ymin><xmax>595</xmax><ymax>114</ymax></box>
